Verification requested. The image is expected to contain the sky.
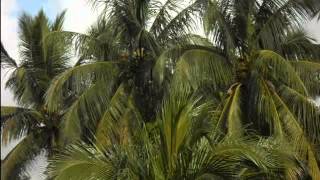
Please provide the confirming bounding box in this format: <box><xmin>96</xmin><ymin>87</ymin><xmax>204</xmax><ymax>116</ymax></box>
<box><xmin>1</xmin><ymin>0</ymin><xmax>320</xmax><ymax>179</ymax></box>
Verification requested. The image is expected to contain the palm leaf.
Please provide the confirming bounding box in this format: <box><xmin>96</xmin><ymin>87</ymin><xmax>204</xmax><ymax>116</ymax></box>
<box><xmin>95</xmin><ymin>84</ymin><xmax>130</xmax><ymax>147</ymax></box>
<box><xmin>280</xmin><ymin>30</ymin><xmax>320</xmax><ymax>61</ymax></box>
<box><xmin>165</xmin><ymin>48</ymin><xmax>233</xmax><ymax>92</ymax></box>
<box><xmin>58</xmin><ymin>78</ymin><xmax>116</xmax><ymax>145</ymax></box>
<box><xmin>1</xmin><ymin>106</ymin><xmax>43</xmax><ymax>145</ymax></box>
<box><xmin>203</xmin><ymin>0</ymin><xmax>236</xmax><ymax>58</ymax></box>
<box><xmin>1</xmin><ymin>42</ymin><xmax>17</xmax><ymax>69</ymax></box>
<box><xmin>246</xmin><ymin>74</ymin><xmax>283</xmax><ymax>137</ymax></box>
<box><xmin>290</xmin><ymin>60</ymin><xmax>320</xmax><ymax>96</ymax></box>
<box><xmin>47</xmin><ymin>143</ymin><xmax>116</xmax><ymax>180</ymax></box>
<box><xmin>254</xmin><ymin>0</ymin><xmax>320</xmax><ymax>50</ymax></box>
<box><xmin>45</xmin><ymin>61</ymin><xmax>118</xmax><ymax>112</ymax></box>
<box><xmin>156</xmin><ymin>0</ymin><xmax>207</xmax><ymax>44</ymax></box>
<box><xmin>252</xmin><ymin>50</ymin><xmax>308</xmax><ymax>96</ymax></box>
<box><xmin>158</xmin><ymin>84</ymin><xmax>212</xmax><ymax>173</ymax></box>
<box><xmin>215</xmin><ymin>84</ymin><xmax>243</xmax><ymax>137</ymax></box>
<box><xmin>50</xmin><ymin>10</ymin><xmax>66</xmax><ymax>31</ymax></box>
<box><xmin>207</xmin><ymin>137</ymin><xmax>295</xmax><ymax>178</ymax></box>
<box><xmin>272</xmin><ymin>91</ymin><xmax>320</xmax><ymax>178</ymax></box>
<box><xmin>277</xmin><ymin>85</ymin><xmax>320</xmax><ymax>144</ymax></box>
<box><xmin>1</xmin><ymin>131</ymin><xmax>47</xmax><ymax>180</ymax></box>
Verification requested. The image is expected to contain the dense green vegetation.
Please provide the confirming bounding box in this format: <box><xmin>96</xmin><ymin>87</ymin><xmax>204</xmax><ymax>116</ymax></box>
<box><xmin>1</xmin><ymin>0</ymin><xmax>320</xmax><ymax>179</ymax></box>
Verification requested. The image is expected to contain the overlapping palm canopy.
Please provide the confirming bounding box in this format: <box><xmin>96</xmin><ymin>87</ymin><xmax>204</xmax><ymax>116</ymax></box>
<box><xmin>47</xmin><ymin>85</ymin><xmax>299</xmax><ymax>179</ymax></box>
<box><xmin>1</xmin><ymin>0</ymin><xmax>320</xmax><ymax>179</ymax></box>
<box><xmin>44</xmin><ymin>0</ymin><xmax>211</xmax><ymax>145</ymax></box>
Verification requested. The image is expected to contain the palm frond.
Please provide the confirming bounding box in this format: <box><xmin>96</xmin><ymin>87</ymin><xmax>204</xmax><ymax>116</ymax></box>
<box><xmin>272</xmin><ymin>91</ymin><xmax>320</xmax><ymax>178</ymax></box>
<box><xmin>153</xmin><ymin>41</ymin><xmax>227</xmax><ymax>86</ymax></box>
<box><xmin>280</xmin><ymin>29</ymin><xmax>320</xmax><ymax>61</ymax></box>
<box><xmin>203</xmin><ymin>0</ymin><xmax>237</xmax><ymax>58</ymax></box>
<box><xmin>1</xmin><ymin>42</ymin><xmax>17</xmax><ymax>69</ymax></box>
<box><xmin>1</xmin><ymin>131</ymin><xmax>47</xmax><ymax>180</ymax></box>
<box><xmin>7</xmin><ymin>10</ymin><xmax>70</xmax><ymax>107</ymax></box>
<box><xmin>46</xmin><ymin>25</ymin><xmax>120</xmax><ymax>62</ymax></box>
<box><xmin>45</xmin><ymin>61</ymin><xmax>118</xmax><ymax>112</ymax></box>
<box><xmin>246</xmin><ymin>74</ymin><xmax>283</xmax><ymax>137</ymax></box>
<box><xmin>173</xmin><ymin>34</ymin><xmax>213</xmax><ymax>46</ymax></box>
<box><xmin>59</xmin><ymin>78</ymin><xmax>116</xmax><ymax>145</ymax></box>
<box><xmin>252</xmin><ymin>50</ymin><xmax>308</xmax><ymax>96</ymax></box>
<box><xmin>254</xmin><ymin>0</ymin><xmax>320</xmax><ymax>50</ymax></box>
<box><xmin>277</xmin><ymin>85</ymin><xmax>320</xmax><ymax>144</ymax></box>
<box><xmin>47</xmin><ymin>143</ymin><xmax>116</xmax><ymax>180</ymax></box>
<box><xmin>149</xmin><ymin>0</ymin><xmax>179</xmax><ymax>35</ymax></box>
<box><xmin>208</xmin><ymin>137</ymin><xmax>296</xmax><ymax>179</ymax></box>
<box><xmin>158</xmin><ymin>84</ymin><xmax>211</xmax><ymax>173</ymax></box>
<box><xmin>173</xmin><ymin>48</ymin><xmax>233</xmax><ymax>91</ymax></box>
<box><xmin>18</xmin><ymin>10</ymin><xmax>48</xmax><ymax>67</ymax></box>
<box><xmin>215</xmin><ymin>84</ymin><xmax>243</xmax><ymax>137</ymax></box>
<box><xmin>1</xmin><ymin>106</ymin><xmax>43</xmax><ymax>145</ymax></box>
<box><xmin>95</xmin><ymin>84</ymin><xmax>130</xmax><ymax>147</ymax></box>
<box><xmin>290</xmin><ymin>60</ymin><xmax>320</xmax><ymax>96</ymax></box>
<box><xmin>5</xmin><ymin>67</ymin><xmax>49</xmax><ymax>107</ymax></box>
<box><xmin>51</xmin><ymin>10</ymin><xmax>66</xmax><ymax>31</ymax></box>
<box><xmin>156</xmin><ymin>0</ymin><xmax>207</xmax><ymax>44</ymax></box>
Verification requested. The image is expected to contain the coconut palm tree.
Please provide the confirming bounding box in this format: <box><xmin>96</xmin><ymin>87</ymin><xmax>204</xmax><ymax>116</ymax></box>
<box><xmin>1</xmin><ymin>10</ymin><xmax>71</xmax><ymax>180</ymax></box>
<box><xmin>161</xmin><ymin>0</ymin><xmax>320</xmax><ymax>178</ymax></box>
<box><xmin>47</xmin><ymin>84</ymin><xmax>298</xmax><ymax>179</ymax></box>
<box><xmin>44</xmin><ymin>0</ymin><xmax>211</xmax><ymax>145</ymax></box>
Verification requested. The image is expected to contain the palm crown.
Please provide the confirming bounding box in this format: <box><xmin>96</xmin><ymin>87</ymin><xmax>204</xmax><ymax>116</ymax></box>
<box><xmin>44</xmin><ymin>0</ymin><xmax>211</xmax><ymax>145</ymax></box>
<box><xmin>1</xmin><ymin>10</ymin><xmax>71</xmax><ymax>180</ymax></box>
<box><xmin>167</xmin><ymin>0</ymin><xmax>320</xmax><ymax>177</ymax></box>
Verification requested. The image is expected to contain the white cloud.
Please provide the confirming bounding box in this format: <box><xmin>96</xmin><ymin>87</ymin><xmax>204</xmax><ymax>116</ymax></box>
<box><xmin>316</xmin><ymin>96</ymin><xmax>320</xmax><ymax>107</ymax></box>
<box><xmin>305</xmin><ymin>18</ymin><xmax>320</xmax><ymax>43</ymax></box>
<box><xmin>52</xmin><ymin>0</ymin><xmax>102</xmax><ymax>33</ymax></box>
<box><xmin>1</xmin><ymin>0</ymin><xmax>19</xmax><ymax>59</ymax></box>
<box><xmin>46</xmin><ymin>0</ymin><xmax>103</xmax><ymax>65</ymax></box>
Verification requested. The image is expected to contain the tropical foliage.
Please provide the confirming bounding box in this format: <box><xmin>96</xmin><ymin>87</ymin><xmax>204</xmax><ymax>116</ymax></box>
<box><xmin>1</xmin><ymin>0</ymin><xmax>320</xmax><ymax>179</ymax></box>
<box><xmin>47</xmin><ymin>85</ymin><xmax>299</xmax><ymax>179</ymax></box>
<box><xmin>1</xmin><ymin>10</ymin><xmax>71</xmax><ymax>180</ymax></box>
<box><xmin>44</xmin><ymin>0</ymin><xmax>210</xmax><ymax>145</ymax></box>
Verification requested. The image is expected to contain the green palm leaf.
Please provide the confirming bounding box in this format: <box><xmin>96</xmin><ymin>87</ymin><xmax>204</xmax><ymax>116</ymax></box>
<box><xmin>58</xmin><ymin>78</ymin><xmax>116</xmax><ymax>145</ymax></box>
<box><xmin>47</xmin><ymin>143</ymin><xmax>116</xmax><ymax>180</ymax></box>
<box><xmin>272</xmin><ymin>91</ymin><xmax>320</xmax><ymax>178</ymax></box>
<box><xmin>45</xmin><ymin>62</ymin><xmax>118</xmax><ymax>112</ymax></box>
<box><xmin>95</xmin><ymin>84</ymin><xmax>131</xmax><ymax>147</ymax></box>
<box><xmin>173</xmin><ymin>48</ymin><xmax>233</xmax><ymax>90</ymax></box>
<box><xmin>1</xmin><ymin>106</ymin><xmax>43</xmax><ymax>145</ymax></box>
<box><xmin>277</xmin><ymin>85</ymin><xmax>320</xmax><ymax>143</ymax></box>
<box><xmin>252</xmin><ymin>50</ymin><xmax>308</xmax><ymax>96</ymax></box>
<box><xmin>215</xmin><ymin>84</ymin><xmax>243</xmax><ymax>137</ymax></box>
<box><xmin>290</xmin><ymin>60</ymin><xmax>320</xmax><ymax>96</ymax></box>
<box><xmin>1</xmin><ymin>131</ymin><xmax>48</xmax><ymax>180</ymax></box>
